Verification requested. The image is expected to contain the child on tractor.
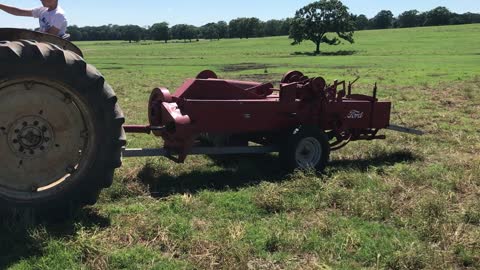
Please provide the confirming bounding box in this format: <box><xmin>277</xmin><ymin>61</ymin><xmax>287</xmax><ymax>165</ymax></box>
<box><xmin>0</xmin><ymin>0</ymin><xmax>67</xmax><ymax>37</ymax></box>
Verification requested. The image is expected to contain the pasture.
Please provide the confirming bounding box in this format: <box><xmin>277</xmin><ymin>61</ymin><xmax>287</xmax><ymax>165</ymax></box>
<box><xmin>1</xmin><ymin>24</ymin><xmax>479</xmax><ymax>269</ymax></box>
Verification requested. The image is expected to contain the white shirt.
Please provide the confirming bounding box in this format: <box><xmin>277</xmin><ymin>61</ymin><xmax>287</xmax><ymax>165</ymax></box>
<box><xmin>32</xmin><ymin>6</ymin><xmax>67</xmax><ymax>36</ymax></box>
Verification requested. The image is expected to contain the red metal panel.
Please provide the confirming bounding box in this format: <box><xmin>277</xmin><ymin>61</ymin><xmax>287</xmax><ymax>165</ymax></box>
<box><xmin>175</xmin><ymin>79</ymin><xmax>266</xmax><ymax>100</ymax></box>
<box><xmin>322</xmin><ymin>101</ymin><xmax>391</xmax><ymax>129</ymax></box>
<box><xmin>178</xmin><ymin>99</ymin><xmax>299</xmax><ymax>134</ymax></box>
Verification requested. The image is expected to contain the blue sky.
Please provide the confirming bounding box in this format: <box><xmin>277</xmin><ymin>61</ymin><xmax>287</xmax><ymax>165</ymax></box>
<box><xmin>1</xmin><ymin>0</ymin><xmax>478</xmax><ymax>28</ymax></box>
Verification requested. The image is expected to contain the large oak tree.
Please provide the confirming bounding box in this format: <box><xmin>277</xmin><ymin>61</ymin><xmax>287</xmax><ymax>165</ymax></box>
<box><xmin>290</xmin><ymin>0</ymin><xmax>355</xmax><ymax>54</ymax></box>
<box><xmin>150</xmin><ymin>22</ymin><xmax>170</xmax><ymax>43</ymax></box>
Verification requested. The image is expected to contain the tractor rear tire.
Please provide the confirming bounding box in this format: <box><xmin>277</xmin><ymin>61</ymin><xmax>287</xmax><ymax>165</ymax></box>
<box><xmin>280</xmin><ymin>126</ymin><xmax>330</xmax><ymax>173</ymax></box>
<box><xmin>0</xmin><ymin>40</ymin><xmax>125</xmax><ymax>219</ymax></box>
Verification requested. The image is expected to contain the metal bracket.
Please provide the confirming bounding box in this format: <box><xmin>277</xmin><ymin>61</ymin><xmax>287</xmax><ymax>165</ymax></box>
<box><xmin>387</xmin><ymin>124</ymin><xmax>424</xmax><ymax>135</ymax></box>
<box><xmin>122</xmin><ymin>146</ymin><xmax>280</xmax><ymax>158</ymax></box>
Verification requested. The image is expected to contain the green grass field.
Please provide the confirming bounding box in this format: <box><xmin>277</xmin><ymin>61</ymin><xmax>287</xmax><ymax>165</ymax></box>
<box><xmin>2</xmin><ymin>24</ymin><xmax>480</xmax><ymax>269</ymax></box>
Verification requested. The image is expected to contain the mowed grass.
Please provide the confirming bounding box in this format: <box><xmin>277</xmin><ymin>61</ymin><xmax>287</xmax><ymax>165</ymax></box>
<box><xmin>2</xmin><ymin>24</ymin><xmax>480</xmax><ymax>269</ymax></box>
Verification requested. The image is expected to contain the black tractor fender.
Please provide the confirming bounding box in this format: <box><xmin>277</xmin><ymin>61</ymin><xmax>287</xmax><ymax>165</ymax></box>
<box><xmin>0</xmin><ymin>28</ymin><xmax>83</xmax><ymax>57</ymax></box>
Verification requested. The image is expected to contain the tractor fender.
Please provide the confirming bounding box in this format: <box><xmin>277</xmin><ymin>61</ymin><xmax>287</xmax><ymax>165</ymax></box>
<box><xmin>0</xmin><ymin>28</ymin><xmax>83</xmax><ymax>57</ymax></box>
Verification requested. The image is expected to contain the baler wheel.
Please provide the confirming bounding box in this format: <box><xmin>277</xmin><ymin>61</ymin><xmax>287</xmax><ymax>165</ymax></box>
<box><xmin>280</xmin><ymin>126</ymin><xmax>330</xmax><ymax>172</ymax></box>
<box><xmin>0</xmin><ymin>40</ymin><xmax>125</xmax><ymax>218</ymax></box>
<box><xmin>281</xmin><ymin>71</ymin><xmax>305</xmax><ymax>84</ymax></box>
<box><xmin>196</xmin><ymin>70</ymin><xmax>218</xmax><ymax>79</ymax></box>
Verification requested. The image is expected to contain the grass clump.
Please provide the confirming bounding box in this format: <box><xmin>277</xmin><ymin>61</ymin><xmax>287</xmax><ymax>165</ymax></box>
<box><xmin>464</xmin><ymin>203</ymin><xmax>480</xmax><ymax>225</ymax></box>
<box><xmin>252</xmin><ymin>182</ymin><xmax>286</xmax><ymax>213</ymax></box>
<box><xmin>386</xmin><ymin>243</ymin><xmax>431</xmax><ymax>270</ymax></box>
<box><xmin>454</xmin><ymin>245</ymin><xmax>480</xmax><ymax>268</ymax></box>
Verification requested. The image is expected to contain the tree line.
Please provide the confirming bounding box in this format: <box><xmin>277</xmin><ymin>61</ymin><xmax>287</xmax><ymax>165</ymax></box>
<box><xmin>354</xmin><ymin>7</ymin><xmax>480</xmax><ymax>30</ymax></box>
<box><xmin>67</xmin><ymin>18</ymin><xmax>292</xmax><ymax>43</ymax></box>
<box><xmin>66</xmin><ymin>6</ymin><xmax>479</xmax><ymax>42</ymax></box>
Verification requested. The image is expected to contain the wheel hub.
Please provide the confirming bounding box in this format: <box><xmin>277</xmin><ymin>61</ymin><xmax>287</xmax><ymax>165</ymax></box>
<box><xmin>295</xmin><ymin>137</ymin><xmax>322</xmax><ymax>169</ymax></box>
<box><xmin>0</xmin><ymin>79</ymin><xmax>95</xmax><ymax>193</ymax></box>
<box><xmin>7</xmin><ymin>116</ymin><xmax>54</xmax><ymax>158</ymax></box>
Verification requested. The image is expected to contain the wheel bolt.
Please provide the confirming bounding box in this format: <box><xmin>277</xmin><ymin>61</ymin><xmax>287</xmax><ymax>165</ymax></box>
<box><xmin>41</xmin><ymin>126</ymin><xmax>47</xmax><ymax>132</ymax></box>
<box><xmin>44</xmin><ymin>137</ymin><xmax>50</xmax><ymax>142</ymax></box>
<box><xmin>22</xmin><ymin>122</ymin><xmax>27</xmax><ymax>126</ymax></box>
<box><xmin>40</xmin><ymin>146</ymin><xmax>45</xmax><ymax>151</ymax></box>
<box><xmin>14</xmin><ymin>129</ymin><xmax>19</xmax><ymax>133</ymax></box>
<box><xmin>34</xmin><ymin>121</ymin><xmax>39</xmax><ymax>126</ymax></box>
<box><xmin>13</xmin><ymin>139</ymin><xmax>18</xmax><ymax>144</ymax></box>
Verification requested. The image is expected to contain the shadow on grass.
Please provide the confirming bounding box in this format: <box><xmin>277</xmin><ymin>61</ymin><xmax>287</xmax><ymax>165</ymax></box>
<box><xmin>329</xmin><ymin>150</ymin><xmax>420</xmax><ymax>172</ymax></box>
<box><xmin>292</xmin><ymin>50</ymin><xmax>358</xmax><ymax>56</ymax></box>
<box><xmin>138</xmin><ymin>154</ymin><xmax>286</xmax><ymax>198</ymax></box>
<box><xmin>138</xmin><ymin>150</ymin><xmax>419</xmax><ymax>198</ymax></box>
<box><xmin>0</xmin><ymin>208</ymin><xmax>110</xmax><ymax>269</ymax></box>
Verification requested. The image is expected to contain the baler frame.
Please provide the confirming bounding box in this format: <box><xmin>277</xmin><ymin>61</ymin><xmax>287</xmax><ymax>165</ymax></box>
<box><xmin>121</xmin><ymin>70</ymin><xmax>422</xmax><ymax>163</ymax></box>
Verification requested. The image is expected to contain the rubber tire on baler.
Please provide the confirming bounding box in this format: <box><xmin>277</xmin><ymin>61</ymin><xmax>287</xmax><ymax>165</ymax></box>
<box><xmin>280</xmin><ymin>126</ymin><xmax>330</xmax><ymax>173</ymax></box>
<box><xmin>0</xmin><ymin>40</ymin><xmax>125</xmax><ymax>219</ymax></box>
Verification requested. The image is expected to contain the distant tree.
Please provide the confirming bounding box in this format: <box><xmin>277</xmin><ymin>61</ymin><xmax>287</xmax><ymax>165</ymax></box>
<box><xmin>201</xmin><ymin>23</ymin><xmax>219</xmax><ymax>40</ymax></box>
<box><xmin>170</xmin><ymin>24</ymin><xmax>182</xmax><ymax>40</ymax></box>
<box><xmin>258</xmin><ymin>21</ymin><xmax>267</xmax><ymax>37</ymax></box>
<box><xmin>150</xmin><ymin>22</ymin><xmax>170</xmax><ymax>42</ymax></box>
<box><xmin>467</xmin><ymin>12</ymin><xmax>480</xmax><ymax>23</ymax></box>
<box><xmin>140</xmin><ymin>27</ymin><xmax>149</xmax><ymax>41</ymax></box>
<box><xmin>171</xmin><ymin>24</ymin><xmax>198</xmax><ymax>42</ymax></box>
<box><xmin>228</xmin><ymin>18</ymin><xmax>243</xmax><ymax>38</ymax></box>
<box><xmin>228</xmin><ymin>17</ymin><xmax>261</xmax><ymax>38</ymax></box>
<box><xmin>264</xmin><ymin>19</ymin><xmax>286</xmax><ymax>36</ymax></box>
<box><xmin>280</xmin><ymin>18</ymin><xmax>292</xmax><ymax>36</ymax></box>
<box><xmin>79</xmin><ymin>33</ymin><xmax>87</xmax><ymax>41</ymax></box>
<box><xmin>449</xmin><ymin>13</ymin><xmax>467</xmax><ymax>25</ymax></box>
<box><xmin>289</xmin><ymin>0</ymin><xmax>355</xmax><ymax>54</ymax></box>
<box><xmin>398</xmin><ymin>10</ymin><xmax>420</xmax><ymax>28</ymax></box>
<box><xmin>372</xmin><ymin>10</ymin><xmax>394</xmax><ymax>29</ymax></box>
<box><xmin>188</xmin><ymin>25</ymin><xmax>199</xmax><ymax>42</ymax></box>
<box><xmin>216</xmin><ymin>21</ymin><xmax>229</xmax><ymax>39</ymax></box>
<box><xmin>424</xmin><ymin>6</ymin><xmax>452</xmax><ymax>26</ymax></box>
<box><xmin>354</xmin><ymin>14</ymin><xmax>369</xmax><ymax>30</ymax></box>
<box><xmin>119</xmin><ymin>25</ymin><xmax>142</xmax><ymax>43</ymax></box>
<box><xmin>246</xmin><ymin>17</ymin><xmax>261</xmax><ymax>38</ymax></box>
<box><xmin>67</xmin><ymin>25</ymin><xmax>83</xmax><ymax>41</ymax></box>
<box><xmin>417</xmin><ymin>12</ymin><xmax>428</xmax><ymax>26</ymax></box>
<box><xmin>392</xmin><ymin>17</ymin><xmax>400</xmax><ymax>28</ymax></box>
<box><xmin>459</xmin><ymin>12</ymin><xmax>480</xmax><ymax>24</ymax></box>
<box><xmin>111</xmin><ymin>25</ymin><xmax>124</xmax><ymax>40</ymax></box>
